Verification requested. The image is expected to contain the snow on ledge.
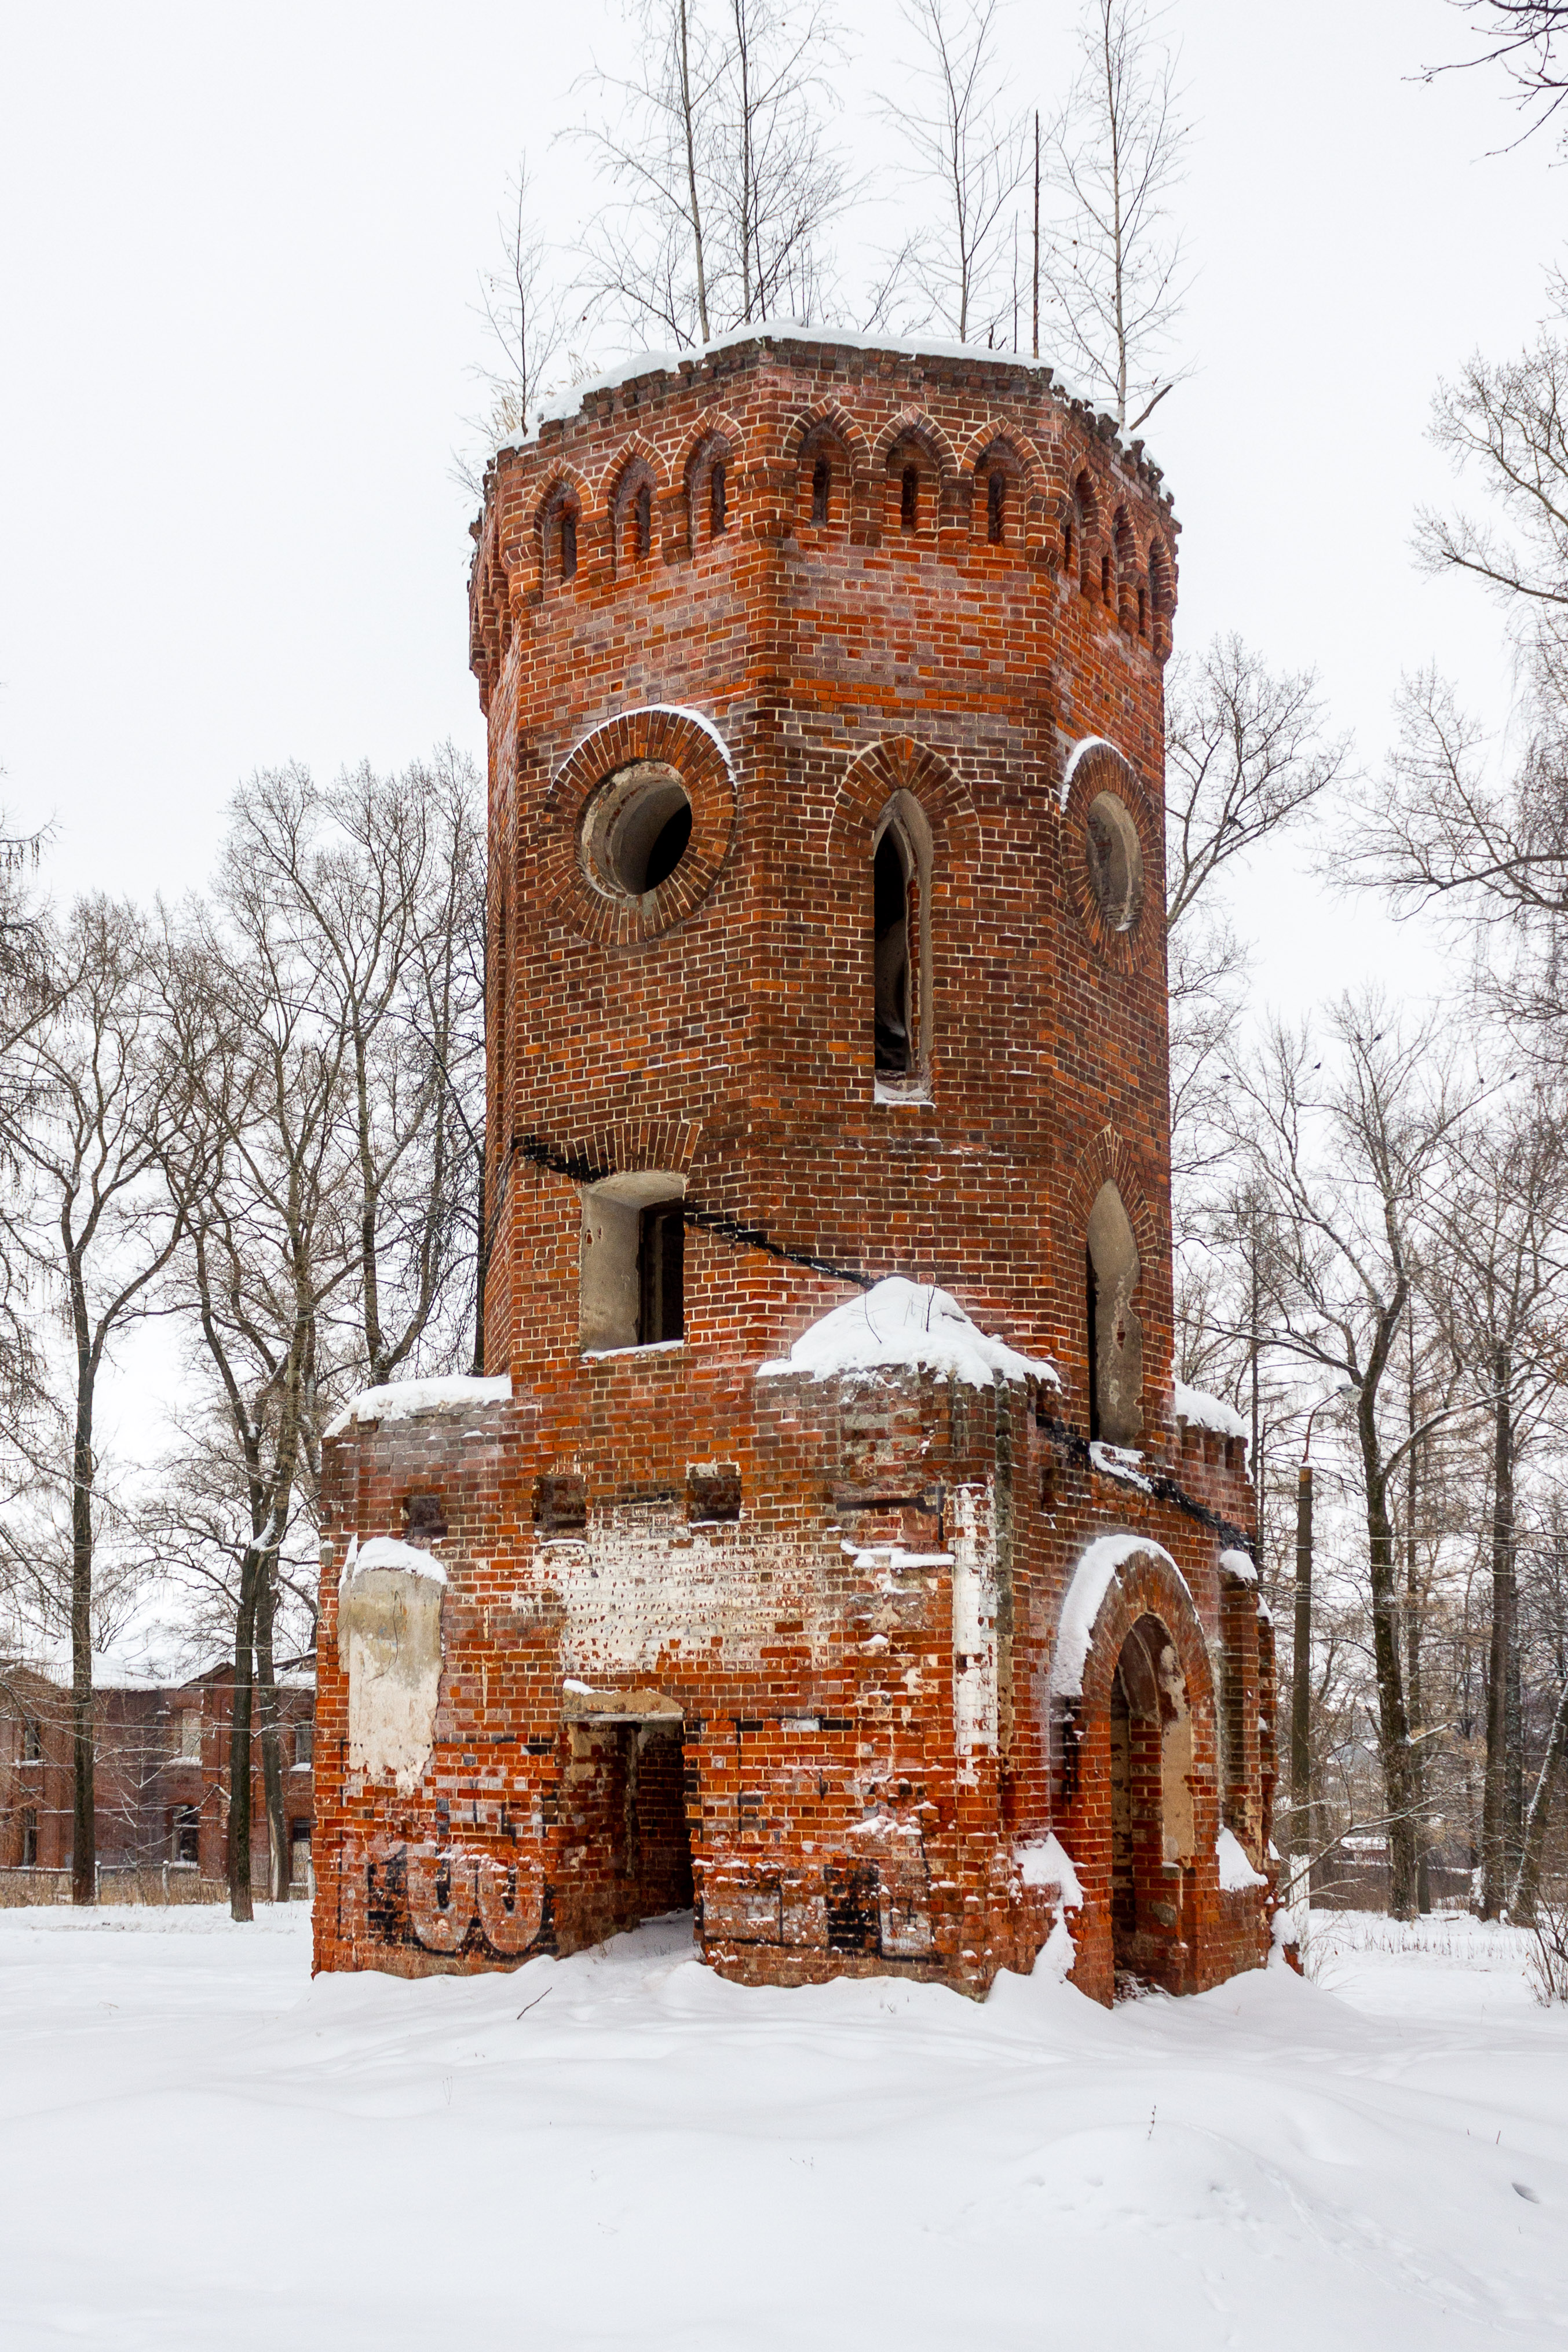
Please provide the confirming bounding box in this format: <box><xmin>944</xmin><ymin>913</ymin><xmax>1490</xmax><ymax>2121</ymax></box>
<box><xmin>1219</xmin><ymin>1546</ymin><xmax>1258</xmax><ymax>1586</ymax></box>
<box><xmin>340</xmin><ymin>1536</ymin><xmax>448</xmax><ymax>1589</ymax></box>
<box><xmin>1216</xmin><ymin>1825</ymin><xmax>1269</xmax><ymax>1892</ymax></box>
<box><xmin>757</xmin><ymin>1277</ymin><xmax>1058</xmax><ymax>1392</ymax></box>
<box><xmin>1174</xmin><ymin>1380</ymin><xmax>1248</xmax><ymax>1441</ymax></box>
<box><xmin>502</xmin><ymin>322</ymin><xmax>1096</xmax><ymax>453</ymax></box>
<box><xmin>1050</xmin><ymin>1532</ymin><xmax>1187</xmax><ymax>1697</ymax></box>
<box><xmin>1015</xmin><ymin>1832</ymin><xmax>1084</xmax><ymax>1908</ymax></box>
<box><xmin>326</xmin><ymin>1374</ymin><xmax>511</xmax><ymax>1441</ymax></box>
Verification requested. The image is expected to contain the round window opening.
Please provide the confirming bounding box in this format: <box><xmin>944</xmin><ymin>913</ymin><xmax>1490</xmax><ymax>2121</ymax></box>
<box><xmin>582</xmin><ymin>761</ymin><xmax>694</xmax><ymax>898</ymax></box>
<box><xmin>1084</xmin><ymin>790</ymin><xmax>1143</xmax><ymax>933</ymax></box>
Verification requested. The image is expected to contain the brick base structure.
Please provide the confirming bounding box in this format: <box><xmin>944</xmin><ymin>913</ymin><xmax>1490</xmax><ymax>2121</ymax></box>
<box><xmin>312</xmin><ymin>328</ymin><xmax>1275</xmax><ymax>2003</ymax></box>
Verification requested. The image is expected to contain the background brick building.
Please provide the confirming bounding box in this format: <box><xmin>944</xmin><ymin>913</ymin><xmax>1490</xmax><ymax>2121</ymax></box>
<box><xmin>313</xmin><ymin>329</ymin><xmax>1275</xmax><ymax>2004</ymax></box>
<box><xmin>0</xmin><ymin>1651</ymin><xmax>315</xmax><ymax>1897</ymax></box>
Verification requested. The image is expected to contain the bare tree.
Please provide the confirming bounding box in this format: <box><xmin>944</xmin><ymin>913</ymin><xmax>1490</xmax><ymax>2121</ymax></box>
<box><xmin>885</xmin><ymin>0</ymin><xmax>1026</xmax><ymax>345</ymax></box>
<box><xmin>1163</xmin><ymin>637</ymin><xmax>1349</xmax><ymax>1183</ymax></box>
<box><xmin>1222</xmin><ymin>1001</ymin><xmax>1478</xmax><ymax>1916</ymax></box>
<box><xmin>1432</xmin><ymin>4</ymin><xmax>1568</xmax><ymax>145</ymax></box>
<box><xmin>574</xmin><ymin>0</ymin><xmax>847</xmax><ymax>348</ymax></box>
<box><xmin>153</xmin><ymin>753</ymin><xmax>484</xmax><ymax>1915</ymax></box>
<box><xmin>1415</xmin><ymin>301</ymin><xmax>1568</xmax><ymax>654</ymax></box>
<box><xmin>0</xmin><ymin>900</ymin><xmax>182</xmax><ymax>1903</ymax></box>
<box><xmin>456</xmin><ymin>159</ymin><xmax>571</xmax><ymax>492</ymax></box>
<box><xmin>1042</xmin><ymin>0</ymin><xmax>1189</xmax><ymax>431</ymax></box>
<box><xmin>1428</xmin><ymin>1099</ymin><xmax>1568</xmax><ymax>1913</ymax></box>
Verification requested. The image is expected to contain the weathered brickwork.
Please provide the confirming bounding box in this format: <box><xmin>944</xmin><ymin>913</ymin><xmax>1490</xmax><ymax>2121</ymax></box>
<box><xmin>313</xmin><ymin>331</ymin><xmax>1274</xmax><ymax>2003</ymax></box>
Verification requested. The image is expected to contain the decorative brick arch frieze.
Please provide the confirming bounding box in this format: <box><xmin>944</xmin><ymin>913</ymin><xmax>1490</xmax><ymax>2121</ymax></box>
<box><xmin>1058</xmin><ymin>736</ymin><xmax>1163</xmax><ymax>975</ymax></box>
<box><xmin>780</xmin><ymin>397</ymin><xmax>873</xmax><ymax>474</ymax></box>
<box><xmin>537</xmin><ymin>706</ymin><xmax>737</xmax><ymax>947</ymax></box>
<box><xmin>869</xmin><ymin>407</ymin><xmax>961</xmax><ymax>542</ymax></box>
<box><xmin>780</xmin><ymin>399</ymin><xmax>874</xmax><ymax>538</ymax></box>
<box><xmin>956</xmin><ymin>419</ymin><xmax>1059</xmax><ymax>558</ymax></box>
<box><xmin>869</xmin><ymin>404</ymin><xmax>959</xmax><ymax>481</ymax></box>
<box><xmin>602</xmin><ymin>436</ymin><xmax>671</xmax><ymax>572</ymax></box>
<box><xmin>675</xmin><ymin>410</ymin><xmax>748</xmax><ymax>554</ymax></box>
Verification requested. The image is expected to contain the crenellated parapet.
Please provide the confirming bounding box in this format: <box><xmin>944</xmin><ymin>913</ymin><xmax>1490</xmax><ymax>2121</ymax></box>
<box><xmin>467</xmin><ymin>331</ymin><xmax>1179</xmax><ymax>711</ymax></box>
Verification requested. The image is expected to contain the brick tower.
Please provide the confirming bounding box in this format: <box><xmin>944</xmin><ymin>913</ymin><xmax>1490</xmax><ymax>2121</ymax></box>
<box><xmin>312</xmin><ymin>331</ymin><xmax>1276</xmax><ymax>2004</ymax></box>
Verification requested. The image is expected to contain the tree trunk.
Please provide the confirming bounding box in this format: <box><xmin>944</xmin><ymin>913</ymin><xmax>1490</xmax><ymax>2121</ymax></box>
<box><xmin>1405</xmin><ymin>1341</ymin><xmax>1430</xmax><ymax>1913</ymax></box>
<box><xmin>254</xmin><ymin>1553</ymin><xmax>289</xmax><ymax>1901</ymax></box>
<box><xmin>228</xmin><ymin>1546</ymin><xmax>260</xmax><ymax>1923</ymax></box>
<box><xmin>1512</xmin><ymin>1670</ymin><xmax>1568</xmax><ymax>1925</ymax></box>
<box><xmin>1482</xmin><ymin>1357</ymin><xmax>1516</xmax><ymax>1918</ymax></box>
<box><xmin>69</xmin><ymin>1325</ymin><xmax>96</xmax><ymax>1907</ymax></box>
<box><xmin>1289</xmin><ymin>1462</ymin><xmax>1312</xmax><ymax>1902</ymax></box>
<box><xmin>1364</xmin><ymin>1460</ymin><xmax>1417</xmax><ymax>1918</ymax></box>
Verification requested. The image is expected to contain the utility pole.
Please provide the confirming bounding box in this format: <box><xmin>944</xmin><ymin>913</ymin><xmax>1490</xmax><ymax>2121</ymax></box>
<box><xmin>1031</xmin><ymin>111</ymin><xmax>1040</xmax><ymax>361</ymax></box>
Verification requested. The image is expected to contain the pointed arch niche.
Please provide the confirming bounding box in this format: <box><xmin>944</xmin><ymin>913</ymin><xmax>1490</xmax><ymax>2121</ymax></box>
<box><xmin>831</xmin><ymin>738</ymin><xmax>979</xmax><ymax>1107</ymax></box>
<box><xmin>872</xmin><ymin>790</ymin><xmax>934</xmax><ymax>1096</ymax></box>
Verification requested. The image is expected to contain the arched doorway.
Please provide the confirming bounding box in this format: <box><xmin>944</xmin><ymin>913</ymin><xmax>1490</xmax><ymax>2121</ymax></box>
<box><xmin>1108</xmin><ymin>1612</ymin><xmax>1196</xmax><ymax>1993</ymax></box>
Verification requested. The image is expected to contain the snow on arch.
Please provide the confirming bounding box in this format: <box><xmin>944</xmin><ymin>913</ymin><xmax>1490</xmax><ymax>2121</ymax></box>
<box><xmin>1049</xmin><ymin>1531</ymin><xmax>1191</xmax><ymax>1698</ymax></box>
<box><xmin>1057</xmin><ymin>734</ymin><xmax>1122</xmax><ymax>808</ymax></box>
<box><xmin>554</xmin><ymin>702</ymin><xmax>736</xmax><ymax>786</ymax></box>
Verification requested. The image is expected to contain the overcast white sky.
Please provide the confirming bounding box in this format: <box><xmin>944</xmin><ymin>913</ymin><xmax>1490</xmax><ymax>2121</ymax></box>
<box><xmin>2</xmin><ymin>0</ymin><xmax>1557</xmax><ymax>1021</ymax></box>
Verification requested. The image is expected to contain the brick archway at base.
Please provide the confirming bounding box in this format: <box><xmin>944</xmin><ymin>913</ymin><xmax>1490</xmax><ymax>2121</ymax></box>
<box><xmin>1051</xmin><ymin>1539</ymin><xmax>1222</xmax><ymax>2002</ymax></box>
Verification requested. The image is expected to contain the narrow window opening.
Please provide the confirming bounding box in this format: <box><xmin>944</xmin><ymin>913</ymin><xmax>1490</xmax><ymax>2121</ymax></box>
<box><xmin>1138</xmin><ymin>584</ymin><xmax>1147</xmax><ymax>636</ymax></box>
<box><xmin>812</xmin><ymin>456</ymin><xmax>831</xmax><ymax>524</ymax></box>
<box><xmin>295</xmin><ymin>1720</ymin><xmax>314</xmax><ymax>1767</ymax></box>
<box><xmin>986</xmin><ymin>470</ymin><xmax>1006</xmax><ymax>543</ymax></box>
<box><xmin>1101</xmin><ymin>551</ymin><xmax>1112</xmax><ymax>602</ymax></box>
<box><xmin>710</xmin><ymin>462</ymin><xmax>728</xmax><ymax>536</ymax></box>
<box><xmin>1085</xmin><ymin>1247</ymin><xmax>1101</xmax><ymax>1442</ymax></box>
<box><xmin>634</xmin><ymin>483</ymin><xmax>652</xmax><ymax>560</ymax></box>
<box><xmin>560</xmin><ymin>511</ymin><xmax>578</xmax><ymax>582</ymax></box>
<box><xmin>873</xmin><ymin>828</ymin><xmax>912</xmax><ymax>1075</ymax></box>
<box><xmin>1063</xmin><ymin>516</ymin><xmax>1074</xmax><ymax>572</ymax></box>
<box><xmin>290</xmin><ymin>1819</ymin><xmax>313</xmax><ymax>1889</ymax></box>
<box><xmin>173</xmin><ymin>1806</ymin><xmax>200</xmax><ymax>1867</ymax></box>
<box><xmin>21</xmin><ymin>1808</ymin><xmax>38</xmax><ymax>1867</ymax></box>
<box><xmin>638</xmin><ymin>1203</ymin><xmax>685</xmax><ymax>1343</ymax></box>
<box><xmin>23</xmin><ymin>1715</ymin><xmax>42</xmax><ymax>1763</ymax></box>
<box><xmin>900</xmin><ymin>466</ymin><xmax>919</xmax><ymax>532</ymax></box>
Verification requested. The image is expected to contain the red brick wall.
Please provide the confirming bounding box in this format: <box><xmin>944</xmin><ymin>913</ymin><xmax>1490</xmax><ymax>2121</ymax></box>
<box><xmin>312</xmin><ymin>333</ymin><xmax>1274</xmax><ymax>2002</ymax></box>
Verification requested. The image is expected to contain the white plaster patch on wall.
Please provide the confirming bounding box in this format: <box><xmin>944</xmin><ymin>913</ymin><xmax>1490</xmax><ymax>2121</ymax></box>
<box><xmin>530</xmin><ymin>1520</ymin><xmax>818</xmax><ymax>1677</ymax></box>
<box><xmin>950</xmin><ymin>1482</ymin><xmax>997</xmax><ymax>1785</ymax></box>
<box><xmin>337</xmin><ymin>1539</ymin><xmax>445</xmax><ymax>1795</ymax></box>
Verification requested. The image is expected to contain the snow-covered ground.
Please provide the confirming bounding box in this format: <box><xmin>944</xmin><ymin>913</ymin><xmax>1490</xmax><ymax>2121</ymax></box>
<box><xmin>0</xmin><ymin>1905</ymin><xmax>1562</xmax><ymax>2350</ymax></box>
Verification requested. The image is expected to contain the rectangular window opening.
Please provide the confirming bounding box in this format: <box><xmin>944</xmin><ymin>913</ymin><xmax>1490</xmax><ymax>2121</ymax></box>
<box><xmin>638</xmin><ymin>1203</ymin><xmax>685</xmax><ymax>1345</ymax></box>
